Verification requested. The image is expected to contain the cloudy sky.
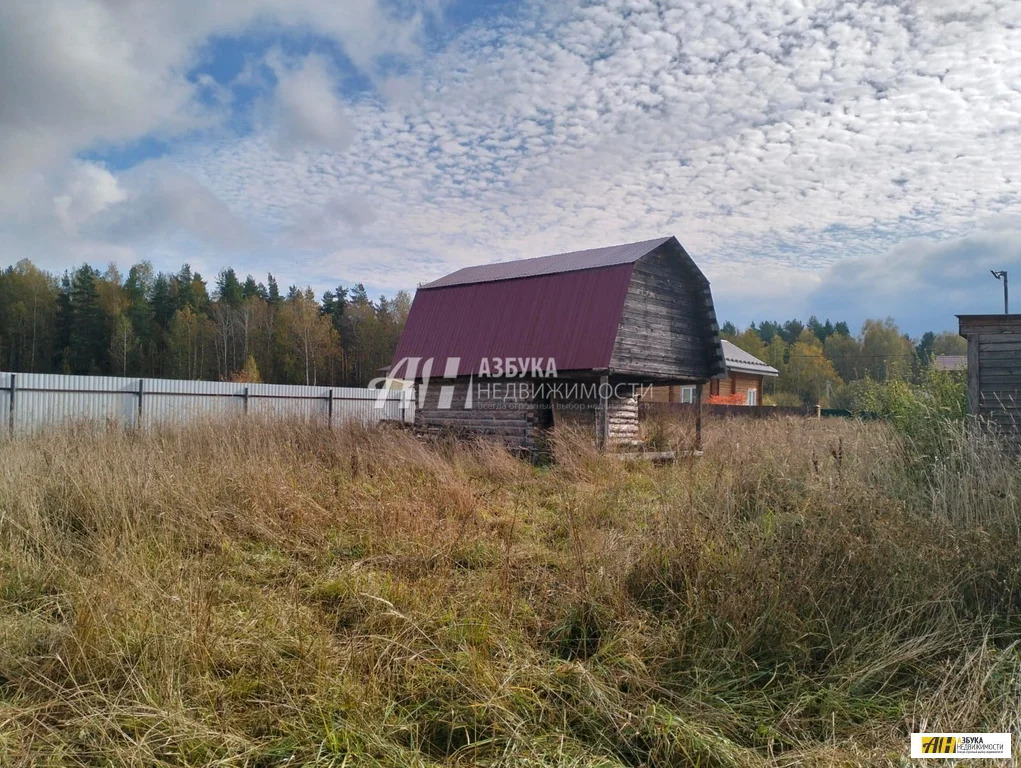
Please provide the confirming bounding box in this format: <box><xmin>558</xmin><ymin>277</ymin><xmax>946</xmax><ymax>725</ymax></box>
<box><xmin>2</xmin><ymin>0</ymin><xmax>1020</xmax><ymax>334</ymax></box>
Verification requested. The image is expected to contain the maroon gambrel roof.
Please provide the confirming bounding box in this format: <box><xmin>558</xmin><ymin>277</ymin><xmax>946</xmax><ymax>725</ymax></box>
<box><xmin>422</xmin><ymin>236</ymin><xmax>673</xmax><ymax>288</ymax></box>
<box><xmin>392</xmin><ymin>237</ymin><xmax>686</xmax><ymax>378</ymax></box>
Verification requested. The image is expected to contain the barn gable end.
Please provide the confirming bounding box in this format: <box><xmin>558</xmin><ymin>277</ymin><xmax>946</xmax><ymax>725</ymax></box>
<box><xmin>609</xmin><ymin>241</ymin><xmax>725</xmax><ymax>381</ymax></box>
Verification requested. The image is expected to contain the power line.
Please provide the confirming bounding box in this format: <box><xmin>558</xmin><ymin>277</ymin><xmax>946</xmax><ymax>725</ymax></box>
<box><xmin>787</xmin><ymin>353</ymin><xmax>923</xmax><ymax>359</ymax></box>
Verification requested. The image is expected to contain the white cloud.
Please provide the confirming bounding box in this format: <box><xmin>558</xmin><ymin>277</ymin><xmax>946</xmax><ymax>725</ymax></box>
<box><xmin>284</xmin><ymin>195</ymin><xmax>379</xmax><ymax>248</ymax></box>
<box><xmin>0</xmin><ymin>157</ymin><xmax>258</xmax><ymax>277</ymax></box>
<box><xmin>189</xmin><ymin>0</ymin><xmax>1021</xmax><ymax>304</ymax></box>
<box><xmin>2</xmin><ymin>0</ymin><xmax>1021</xmax><ymax>335</ymax></box>
<box><xmin>262</xmin><ymin>54</ymin><xmax>355</xmax><ymax>154</ymax></box>
<box><xmin>0</xmin><ymin>0</ymin><xmax>424</xmax><ymax>275</ymax></box>
<box><xmin>0</xmin><ymin>1</ymin><xmax>426</xmax><ymax>178</ymax></box>
<box><xmin>0</xmin><ymin>2</ymin><xmax>200</xmax><ymax>176</ymax></box>
<box><xmin>53</xmin><ymin>162</ymin><xmax>128</xmax><ymax>233</ymax></box>
<box><xmin>81</xmin><ymin>161</ymin><xmax>259</xmax><ymax>251</ymax></box>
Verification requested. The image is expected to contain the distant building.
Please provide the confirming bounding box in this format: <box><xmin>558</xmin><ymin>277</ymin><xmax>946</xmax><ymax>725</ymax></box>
<box><xmin>648</xmin><ymin>339</ymin><xmax>779</xmax><ymax>406</ymax></box>
<box><xmin>933</xmin><ymin>354</ymin><xmax>967</xmax><ymax>373</ymax></box>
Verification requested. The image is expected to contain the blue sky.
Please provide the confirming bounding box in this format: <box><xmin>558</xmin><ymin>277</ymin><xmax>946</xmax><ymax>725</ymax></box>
<box><xmin>2</xmin><ymin>0</ymin><xmax>1020</xmax><ymax>335</ymax></box>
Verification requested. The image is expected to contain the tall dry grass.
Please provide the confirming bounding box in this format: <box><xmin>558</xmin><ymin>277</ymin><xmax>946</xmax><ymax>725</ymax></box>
<box><xmin>1</xmin><ymin>416</ymin><xmax>1020</xmax><ymax>766</ymax></box>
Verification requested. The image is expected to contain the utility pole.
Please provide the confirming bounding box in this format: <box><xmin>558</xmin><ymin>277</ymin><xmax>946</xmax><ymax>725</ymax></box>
<box><xmin>991</xmin><ymin>270</ymin><xmax>1009</xmax><ymax>313</ymax></box>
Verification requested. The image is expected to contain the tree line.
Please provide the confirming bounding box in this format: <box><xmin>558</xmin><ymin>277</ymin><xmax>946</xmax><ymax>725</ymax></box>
<box><xmin>0</xmin><ymin>259</ymin><xmax>410</xmax><ymax>386</ymax></box>
<box><xmin>718</xmin><ymin>317</ymin><xmax>968</xmax><ymax>407</ymax></box>
<box><xmin>0</xmin><ymin>257</ymin><xmax>967</xmax><ymax>405</ymax></box>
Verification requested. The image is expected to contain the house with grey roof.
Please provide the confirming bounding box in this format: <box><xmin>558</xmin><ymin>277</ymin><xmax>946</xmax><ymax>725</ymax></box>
<box><xmin>649</xmin><ymin>339</ymin><xmax>779</xmax><ymax>406</ymax></box>
<box><xmin>933</xmin><ymin>354</ymin><xmax>967</xmax><ymax>373</ymax></box>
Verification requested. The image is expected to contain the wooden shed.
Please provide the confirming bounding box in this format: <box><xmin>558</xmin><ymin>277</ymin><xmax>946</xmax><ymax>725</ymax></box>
<box><xmin>391</xmin><ymin>236</ymin><xmax>726</xmax><ymax>455</ymax></box>
<box><xmin>958</xmin><ymin>314</ymin><xmax>1021</xmax><ymax>448</ymax></box>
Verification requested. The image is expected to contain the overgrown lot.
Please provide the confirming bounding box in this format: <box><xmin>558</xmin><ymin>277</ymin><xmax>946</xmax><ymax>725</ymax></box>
<box><xmin>1</xmin><ymin>416</ymin><xmax>1020</xmax><ymax>766</ymax></box>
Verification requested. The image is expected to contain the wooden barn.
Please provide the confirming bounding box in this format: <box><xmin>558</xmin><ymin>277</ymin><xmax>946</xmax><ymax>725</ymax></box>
<box><xmin>391</xmin><ymin>236</ymin><xmax>725</xmax><ymax>455</ymax></box>
<box><xmin>958</xmin><ymin>314</ymin><xmax>1021</xmax><ymax>449</ymax></box>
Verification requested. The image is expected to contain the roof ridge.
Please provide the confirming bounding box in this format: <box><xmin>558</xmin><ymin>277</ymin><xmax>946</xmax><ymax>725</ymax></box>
<box><xmin>720</xmin><ymin>339</ymin><xmax>779</xmax><ymax>375</ymax></box>
<box><xmin>421</xmin><ymin>236</ymin><xmax>674</xmax><ymax>289</ymax></box>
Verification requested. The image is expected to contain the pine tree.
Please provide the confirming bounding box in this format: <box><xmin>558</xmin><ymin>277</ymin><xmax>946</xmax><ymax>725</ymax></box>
<box><xmin>349</xmin><ymin>283</ymin><xmax>369</xmax><ymax>306</ymax></box>
<box><xmin>757</xmin><ymin>320</ymin><xmax>781</xmax><ymax>344</ymax></box>
<box><xmin>780</xmin><ymin>319</ymin><xmax>805</xmax><ymax>344</ymax></box>
<box><xmin>242</xmin><ymin>275</ymin><xmax>263</xmax><ymax>300</ymax></box>
<box><xmin>216</xmin><ymin>268</ymin><xmax>243</xmax><ymax>307</ymax></box>
<box><xmin>267</xmin><ymin>274</ymin><xmax>281</xmax><ymax>305</ymax></box>
<box><xmin>124</xmin><ymin>263</ymin><xmax>157</xmax><ymax>374</ymax></box>
<box><xmin>66</xmin><ymin>265</ymin><xmax>109</xmax><ymax>374</ymax></box>
<box><xmin>150</xmin><ymin>273</ymin><xmax>175</xmax><ymax>330</ymax></box>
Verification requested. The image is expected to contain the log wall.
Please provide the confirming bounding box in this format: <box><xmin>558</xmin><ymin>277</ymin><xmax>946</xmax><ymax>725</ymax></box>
<box><xmin>415</xmin><ymin>376</ymin><xmax>540</xmax><ymax>452</ymax></box>
<box><xmin>416</xmin><ymin>376</ymin><xmax>643</xmax><ymax>452</ymax></box>
<box><xmin>550</xmin><ymin>381</ymin><xmax>640</xmax><ymax>446</ymax></box>
<box><xmin>605</xmin><ymin>392</ymin><xmax>639</xmax><ymax>445</ymax></box>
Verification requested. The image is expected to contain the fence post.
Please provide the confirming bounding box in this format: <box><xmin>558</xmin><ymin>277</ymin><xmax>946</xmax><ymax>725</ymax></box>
<box><xmin>327</xmin><ymin>388</ymin><xmax>333</xmax><ymax>428</ymax></box>
<box><xmin>243</xmin><ymin>386</ymin><xmax>249</xmax><ymax>415</ymax></box>
<box><xmin>7</xmin><ymin>373</ymin><xmax>14</xmax><ymax>438</ymax></box>
<box><xmin>694</xmin><ymin>382</ymin><xmax>703</xmax><ymax>452</ymax></box>
<box><xmin>816</xmin><ymin>404</ymin><xmax>822</xmax><ymax>419</ymax></box>
<box><xmin>137</xmin><ymin>378</ymin><xmax>144</xmax><ymax>429</ymax></box>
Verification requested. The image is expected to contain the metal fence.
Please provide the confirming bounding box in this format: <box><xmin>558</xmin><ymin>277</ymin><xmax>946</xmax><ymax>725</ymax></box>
<box><xmin>640</xmin><ymin>402</ymin><xmax>853</xmax><ymax>419</ymax></box>
<box><xmin>0</xmin><ymin>371</ymin><xmax>414</xmax><ymax>437</ymax></box>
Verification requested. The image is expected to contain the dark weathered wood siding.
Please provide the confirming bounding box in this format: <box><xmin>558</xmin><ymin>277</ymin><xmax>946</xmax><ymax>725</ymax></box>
<box><xmin>609</xmin><ymin>246</ymin><xmax>723</xmax><ymax>380</ymax></box>
<box><xmin>416</xmin><ymin>375</ymin><xmax>641</xmax><ymax>451</ymax></box>
<box><xmin>959</xmin><ymin>315</ymin><xmax>1021</xmax><ymax>449</ymax></box>
<box><xmin>416</xmin><ymin>376</ymin><xmax>540</xmax><ymax>451</ymax></box>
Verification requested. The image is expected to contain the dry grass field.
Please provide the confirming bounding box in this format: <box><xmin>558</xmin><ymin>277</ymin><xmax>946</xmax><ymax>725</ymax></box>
<box><xmin>1</xmin><ymin>416</ymin><xmax>1020</xmax><ymax>766</ymax></box>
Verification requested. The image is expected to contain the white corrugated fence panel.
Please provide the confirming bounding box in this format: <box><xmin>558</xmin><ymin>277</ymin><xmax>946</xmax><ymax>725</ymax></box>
<box><xmin>141</xmin><ymin>378</ymin><xmax>243</xmax><ymax>427</ymax></box>
<box><xmin>1</xmin><ymin>371</ymin><xmax>412</xmax><ymax>436</ymax></box>
<box><xmin>6</xmin><ymin>372</ymin><xmax>139</xmax><ymax>435</ymax></box>
<box><xmin>401</xmin><ymin>387</ymin><xmax>416</xmax><ymax>424</ymax></box>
